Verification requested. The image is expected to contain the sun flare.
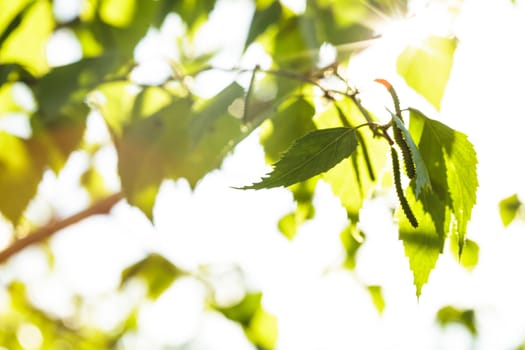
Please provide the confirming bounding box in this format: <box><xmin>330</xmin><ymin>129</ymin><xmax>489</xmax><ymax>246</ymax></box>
<box><xmin>374</xmin><ymin>2</ymin><xmax>458</xmax><ymax>52</ymax></box>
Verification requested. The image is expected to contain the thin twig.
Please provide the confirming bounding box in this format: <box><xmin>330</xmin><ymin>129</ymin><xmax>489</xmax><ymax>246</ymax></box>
<box><xmin>0</xmin><ymin>192</ymin><xmax>123</xmax><ymax>264</ymax></box>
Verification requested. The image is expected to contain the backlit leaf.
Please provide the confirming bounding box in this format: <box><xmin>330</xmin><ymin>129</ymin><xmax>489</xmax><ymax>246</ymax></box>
<box><xmin>0</xmin><ymin>83</ymin><xmax>25</xmax><ymax>115</ymax></box>
<box><xmin>0</xmin><ymin>133</ymin><xmax>46</xmax><ymax>224</ymax></box>
<box><xmin>399</xmin><ymin>109</ymin><xmax>477</xmax><ymax>293</ymax></box>
<box><xmin>306</xmin><ymin>1</ymin><xmax>374</xmax><ymax>49</ymax></box>
<box><xmin>0</xmin><ymin>1</ymin><xmax>54</xmax><ymax>76</ymax></box>
<box><xmin>80</xmin><ymin>166</ymin><xmax>110</xmax><ymax>201</ymax></box>
<box><xmin>366</xmin><ymin>285</ymin><xmax>385</xmax><ymax>314</ymax></box>
<box><xmin>277</xmin><ymin>179</ymin><xmax>317</xmax><ymax>239</ymax></box>
<box><xmin>0</xmin><ymin>1</ymin><xmax>32</xmax><ymax>50</ymax></box>
<box><xmin>245</xmin><ymin>0</ymin><xmax>282</xmax><ymax>49</ymax></box>
<box><xmin>451</xmin><ymin>237</ymin><xmax>479</xmax><ymax>271</ymax></box>
<box><xmin>118</xmin><ymin>97</ymin><xmax>192</xmax><ymax>220</ymax></box>
<box><xmin>397</xmin><ymin>36</ymin><xmax>457</xmax><ymax>110</ymax></box>
<box><xmin>317</xmin><ymin>102</ymin><xmax>388</xmax><ymax>219</ymax></box>
<box><xmin>270</xmin><ymin>15</ymin><xmax>319</xmax><ymax>70</ymax></box>
<box><xmin>409</xmin><ymin>109</ymin><xmax>478</xmax><ymax>255</ymax></box>
<box><xmin>98</xmin><ymin>82</ymin><xmax>257</xmax><ymax>218</ymax></box>
<box><xmin>260</xmin><ymin>97</ymin><xmax>316</xmax><ymax>164</ymax></box>
<box><xmin>216</xmin><ymin>292</ymin><xmax>278</xmax><ymax>349</ymax></box>
<box><xmin>398</xmin><ymin>187</ymin><xmax>446</xmax><ymax>297</ymax></box>
<box><xmin>278</xmin><ymin>212</ymin><xmax>298</xmax><ymax>240</ymax></box>
<box><xmin>185</xmin><ymin>82</ymin><xmax>248</xmax><ymax>186</ymax></box>
<box><xmin>245</xmin><ymin>306</ymin><xmax>278</xmax><ymax>350</ymax></box>
<box><xmin>96</xmin><ymin>82</ymin><xmax>189</xmax><ymax>219</ymax></box>
<box><xmin>242</xmin><ymin>127</ymin><xmax>358</xmax><ymax>189</ymax></box>
<box><xmin>31</xmin><ymin>55</ymin><xmax>120</xmax><ymax>173</ymax></box>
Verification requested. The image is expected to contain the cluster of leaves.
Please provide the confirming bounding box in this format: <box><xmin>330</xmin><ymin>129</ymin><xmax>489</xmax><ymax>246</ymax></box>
<box><xmin>0</xmin><ymin>254</ymin><xmax>274</xmax><ymax>349</ymax></box>
<box><xmin>0</xmin><ymin>0</ymin><xmax>482</xmax><ymax>347</ymax></box>
<box><xmin>245</xmin><ymin>90</ymin><xmax>478</xmax><ymax>296</ymax></box>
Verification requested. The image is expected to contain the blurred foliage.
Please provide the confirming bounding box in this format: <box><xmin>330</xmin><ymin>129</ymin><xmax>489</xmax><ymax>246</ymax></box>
<box><xmin>397</xmin><ymin>36</ymin><xmax>457</xmax><ymax>111</ymax></box>
<box><xmin>366</xmin><ymin>285</ymin><xmax>385</xmax><ymax>315</ymax></box>
<box><xmin>436</xmin><ymin>305</ymin><xmax>477</xmax><ymax>336</ymax></box>
<box><xmin>0</xmin><ymin>281</ymin><xmax>125</xmax><ymax>349</ymax></box>
<box><xmin>120</xmin><ymin>253</ymin><xmax>185</xmax><ymax>299</ymax></box>
<box><xmin>0</xmin><ymin>0</ymin><xmax>482</xmax><ymax>348</ymax></box>
<box><xmin>450</xmin><ymin>236</ymin><xmax>479</xmax><ymax>271</ymax></box>
<box><xmin>214</xmin><ymin>292</ymin><xmax>278</xmax><ymax>350</ymax></box>
<box><xmin>499</xmin><ymin>193</ymin><xmax>523</xmax><ymax>226</ymax></box>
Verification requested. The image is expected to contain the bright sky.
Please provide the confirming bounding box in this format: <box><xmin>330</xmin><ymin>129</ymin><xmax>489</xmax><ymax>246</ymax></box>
<box><xmin>3</xmin><ymin>0</ymin><xmax>525</xmax><ymax>349</ymax></box>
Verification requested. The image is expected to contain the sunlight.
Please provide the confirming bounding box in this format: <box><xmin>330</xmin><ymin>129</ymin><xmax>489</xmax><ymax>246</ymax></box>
<box><xmin>4</xmin><ymin>0</ymin><xmax>525</xmax><ymax>349</ymax></box>
<box><xmin>374</xmin><ymin>1</ymin><xmax>457</xmax><ymax>53</ymax></box>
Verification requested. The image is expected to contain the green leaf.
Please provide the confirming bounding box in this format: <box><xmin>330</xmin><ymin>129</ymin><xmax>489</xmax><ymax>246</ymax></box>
<box><xmin>120</xmin><ymin>253</ymin><xmax>183</xmax><ymax>299</ymax></box>
<box><xmin>499</xmin><ymin>193</ymin><xmax>521</xmax><ymax>227</ymax></box>
<box><xmin>0</xmin><ymin>63</ymin><xmax>34</xmax><ymax>87</ymax></box>
<box><xmin>260</xmin><ymin>97</ymin><xmax>316</xmax><ymax>164</ymax></box>
<box><xmin>96</xmin><ymin>82</ymin><xmax>188</xmax><ymax>219</ymax></box>
<box><xmin>245</xmin><ymin>0</ymin><xmax>282</xmax><ymax>49</ymax></box>
<box><xmin>305</xmin><ymin>1</ymin><xmax>373</xmax><ymax>47</ymax></box>
<box><xmin>118</xmin><ymin>96</ymin><xmax>192</xmax><ymax>220</ymax></box>
<box><xmin>436</xmin><ymin>305</ymin><xmax>477</xmax><ymax>335</ymax></box>
<box><xmin>0</xmin><ymin>1</ymin><xmax>54</xmax><ymax>75</ymax></box>
<box><xmin>31</xmin><ymin>55</ymin><xmax>120</xmax><ymax>173</ymax></box>
<box><xmin>397</xmin><ymin>36</ymin><xmax>457</xmax><ymax>110</ymax></box>
<box><xmin>270</xmin><ymin>15</ymin><xmax>319</xmax><ymax>70</ymax></box>
<box><xmin>0</xmin><ymin>133</ymin><xmax>46</xmax><ymax>224</ymax></box>
<box><xmin>170</xmin><ymin>0</ymin><xmax>216</xmax><ymax>32</ymax></box>
<box><xmin>451</xmin><ymin>237</ymin><xmax>479</xmax><ymax>271</ymax></box>
<box><xmin>277</xmin><ymin>212</ymin><xmax>298</xmax><ymax>240</ymax></box>
<box><xmin>398</xmin><ymin>187</ymin><xmax>445</xmax><ymax>297</ymax></box>
<box><xmin>277</xmin><ymin>179</ymin><xmax>317</xmax><ymax>240</ymax></box>
<box><xmin>316</xmin><ymin>102</ymin><xmax>388</xmax><ymax>219</ymax></box>
<box><xmin>340</xmin><ymin>223</ymin><xmax>364</xmax><ymax>270</ymax></box>
<box><xmin>399</xmin><ymin>109</ymin><xmax>478</xmax><ymax>295</ymax></box>
<box><xmin>217</xmin><ymin>292</ymin><xmax>278</xmax><ymax>350</ymax></box>
<box><xmin>392</xmin><ymin>114</ymin><xmax>431</xmax><ymax>196</ymax></box>
<box><xmin>217</xmin><ymin>292</ymin><xmax>262</xmax><ymax>327</ymax></box>
<box><xmin>99</xmin><ymin>82</ymin><xmax>256</xmax><ymax>218</ymax></box>
<box><xmin>366</xmin><ymin>285</ymin><xmax>385</xmax><ymax>314</ymax></box>
<box><xmin>242</xmin><ymin>127</ymin><xmax>358</xmax><ymax>189</ymax></box>
<box><xmin>80</xmin><ymin>166</ymin><xmax>110</xmax><ymax>201</ymax></box>
<box><xmin>0</xmin><ymin>82</ymin><xmax>25</xmax><ymax>115</ymax></box>
<box><xmin>185</xmin><ymin>82</ymin><xmax>253</xmax><ymax>186</ymax></box>
<box><xmin>245</xmin><ymin>306</ymin><xmax>278</xmax><ymax>350</ymax></box>
<box><xmin>34</xmin><ymin>55</ymin><xmax>119</xmax><ymax>125</ymax></box>
<box><xmin>0</xmin><ymin>1</ymin><xmax>33</xmax><ymax>50</ymax></box>
<box><xmin>190</xmin><ymin>83</ymin><xmax>244</xmax><ymax>143</ymax></box>
<box><xmin>409</xmin><ymin>109</ymin><xmax>478</xmax><ymax>255</ymax></box>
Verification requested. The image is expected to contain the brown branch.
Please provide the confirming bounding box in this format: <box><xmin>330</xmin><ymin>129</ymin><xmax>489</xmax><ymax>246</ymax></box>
<box><xmin>0</xmin><ymin>192</ymin><xmax>123</xmax><ymax>264</ymax></box>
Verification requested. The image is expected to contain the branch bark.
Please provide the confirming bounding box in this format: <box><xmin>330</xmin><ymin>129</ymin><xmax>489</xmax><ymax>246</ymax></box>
<box><xmin>0</xmin><ymin>192</ymin><xmax>123</xmax><ymax>264</ymax></box>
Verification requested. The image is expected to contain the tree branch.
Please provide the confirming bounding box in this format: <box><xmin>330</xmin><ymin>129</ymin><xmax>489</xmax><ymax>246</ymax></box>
<box><xmin>0</xmin><ymin>192</ymin><xmax>123</xmax><ymax>264</ymax></box>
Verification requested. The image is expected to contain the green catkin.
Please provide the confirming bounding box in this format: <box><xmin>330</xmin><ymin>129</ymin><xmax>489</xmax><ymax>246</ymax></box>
<box><xmin>375</xmin><ymin>79</ymin><xmax>416</xmax><ymax>179</ymax></box>
<box><xmin>393</xmin><ymin>125</ymin><xmax>416</xmax><ymax>179</ymax></box>
<box><xmin>391</xmin><ymin>147</ymin><xmax>418</xmax><ymax>228</ymax></box>
<box><xmin>388</xmin><ymin>83</ymin><xmax>401</xmax><ymax>118</ymax></box>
